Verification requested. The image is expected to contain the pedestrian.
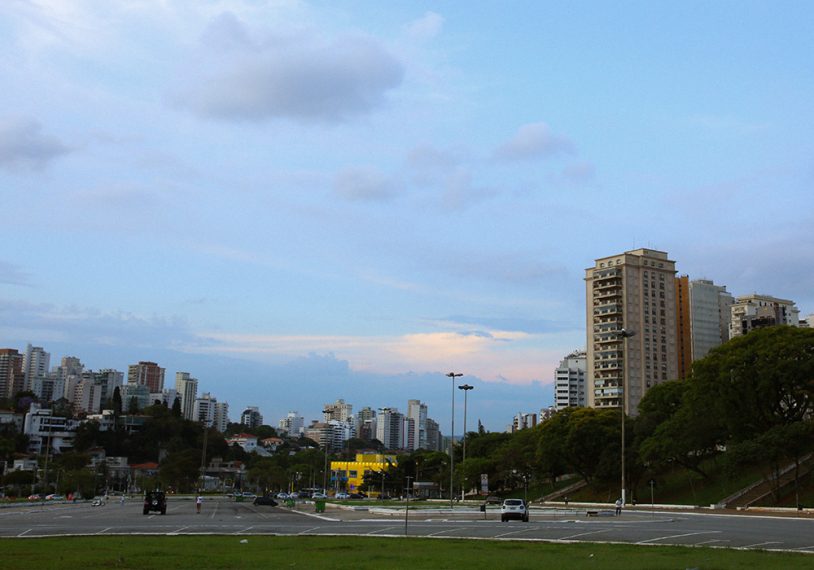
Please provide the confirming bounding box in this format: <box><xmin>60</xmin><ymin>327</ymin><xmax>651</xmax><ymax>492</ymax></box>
<box><xmin>615</xmin><ymin>498</ymin><xmax>622</xmax><ymax>516</ymax></box>
<box><xmin>120</xmin><ymin>494</ymin><xmax>125</xmax><ymax>506</ymax></box>
<box><xmin>196</xmin><ymin>494</ymin><xmax>203</xmax><ymax>514</ymax></box>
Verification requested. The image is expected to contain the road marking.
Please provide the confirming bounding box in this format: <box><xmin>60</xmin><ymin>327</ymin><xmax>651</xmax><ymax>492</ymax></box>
<box><xmin>741</xmin><ymin>541</ymin><xmax>782</xmax><ymax>549</ymax></box>
<box><xmin>637</xmin><ymin>531</ymin><xmax>719</xmax><ymax>544</ymax></box>
<box><xmin>96</xmin><ymin>527</ymin><xmax>112</xmax><ymax>535</ymax></box>
<box><xmin>167</xmin><ymin>526</ymin><xmax>189</xmax><ymax>535</ymax></box>
<box><xmin>368</xmin><ymin>526</ymin><xmax>401</xmax><ymax>535</ymax></box>
<box><xmin>559</xmin><ymin>529</ymin><xmax>613</xmax><ymax>540</ymax></box>
<box><xmin>298</xmin><ymin>527</ymin><xmax>321</xmax><ymax>535</ymax></box>
<box><xmin>794</xmin><ymin>545</ymin><xmax>814</xmax><ymax>550</ymax></box>
<box><xmin>428</xmin><ymin>527</ymin><xmax>463</xmax><ymax>537</ymax></box>
<box><xmin>695</xmin><ymin>539</ymin><xmax>729</xmax><ymax>545</ymax></box>
<box><xmin>17</xmin><ymin>529</ymin><xmax>32</xmax><ymax>537</ymax></box>
<box><xmin>235</xmin><ymin>526</ymin><xmax>254</xmax><ymax>534</ymax></box>
<box><xmin>495</xmin><ymin>527</ymin><xmax>535</xmax><ymax>538</ymax></box>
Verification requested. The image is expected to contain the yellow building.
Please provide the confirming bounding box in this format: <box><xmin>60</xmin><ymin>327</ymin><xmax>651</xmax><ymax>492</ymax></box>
<box><xmin>330</xmin><ymin>453</ymin><xmax>397</xmax><ymax>495</ymax></box>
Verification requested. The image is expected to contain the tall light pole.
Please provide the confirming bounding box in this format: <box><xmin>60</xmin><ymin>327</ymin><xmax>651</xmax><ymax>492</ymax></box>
<box><xmin>619</xmin><ymin>329</ymin><xmax>635</xmax><ymax>506</ymax></box>
<box><xmin>458</xmin><ymin>384</ymin><xmax>474</xmax><ymax>500</ymax></box>
<box><xmin>322</xmin><ymin>409</ymin><xmax>332</xmax><ymax>492</ymax></box>
<box><xmin>446</xmin><ymin>372</ymin><xmax>462</xmax><ymax>508</ymax></box>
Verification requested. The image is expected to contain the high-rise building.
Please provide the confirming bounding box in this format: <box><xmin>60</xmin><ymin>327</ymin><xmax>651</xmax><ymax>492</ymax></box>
<box><xmin>512</xmin><ymin>412</ymin><xmax>537</xmax><ymax>432</ymax></box>
<box><xmin>688</xmin><ymin>279</ymin><xmax>733</xmax><ymax>361</ymax></box>
<box><xmin>554</xmin><ymin>349</ymin><xmax>587</xmax><ymax>410</ymax></box>
<box><xmin>407</xmin><ymin>399</ymin><xmax>428</xmax><ymax>450</ymax></box>
<box><xmin>193</xmin><ymin>392</ymin><xmax>217</xmax><ymax>426</ymax></box>
<box><xmin>675</xmin><ymin>275</ymin><xmax>692</xmax><ymax>379</ymax></box>
<box><xmin>213</xmin><ymin>401</ymin><xmax>229</xmax><ymax>433</ymax></box>
<box><xmin>23</xmin><ymin>344</ymin><xmax>50</xmax><ymax>393</ymax></box>
<box><xmin>323</xmin><ymin>399</ymin><xmax>353</xmax><ymax>422</ymax></box>
<box><xmin>376</xmin><ymin>407</ymin><xmax>404</xmax><ymax>450</ymax></box>
<box><xmin>585</xmin><ymin>248</ymin><xmax>678</xmax><ymax>415</ymax></box>
<box><xmin>0</xmin><ymin>349</ymin><xmax>24</xmax><ymax>399</ymax></box>
<box><xmin>57</xmin><ymin>356</ymin><xmax>84</xmax><ymax>380</ymax></box>
<box><xmin>425</xmin><ymin>418</ymin><xmax>442</xmax><ymax>451</ymax></box>
<box><xmin>127</xmin><ymin>361</ymin><xmax>165</xmax><ymax>393</ymax></box>
<box><xmin>174</xmin><ymin>372</ymin><xmax>198</xmax><ymax>421</ymax></box>
<box><xmin>240</xmin><ymin>406</ymin><xmax>264</xmax><ymax>429</ymax></box>
<box><xmin>278</xmin><ymin>411</ymin><xmax>304</xmax><ymax>436</ymax></box>
<box><xmin>729</xmin><ymin>294</ymin><xmax>800</xmax><ymax>338</ymax></box>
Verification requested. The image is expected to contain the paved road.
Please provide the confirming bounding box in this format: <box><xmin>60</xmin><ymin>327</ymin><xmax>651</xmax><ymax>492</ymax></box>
<box><xmin>2</xmin><ymin>499</ymin><xmax>814</xmax><ymax>553</ymax></box>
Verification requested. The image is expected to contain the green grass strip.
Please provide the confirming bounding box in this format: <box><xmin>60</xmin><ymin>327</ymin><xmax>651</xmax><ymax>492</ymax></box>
<box><xmin>2</xmin><ymin>535</ymin><xmax>812</xmax><ymax>569</ymax></box>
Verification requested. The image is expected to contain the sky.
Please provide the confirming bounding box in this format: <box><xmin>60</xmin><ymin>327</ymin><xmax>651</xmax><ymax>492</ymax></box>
<box><xmin>1</xmin><ymin>1</ymin><xmax>812</xmax><ymax>432</ymax></box>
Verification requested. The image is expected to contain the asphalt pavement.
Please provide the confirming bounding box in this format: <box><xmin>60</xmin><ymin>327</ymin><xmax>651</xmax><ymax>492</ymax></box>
<box><xmin>1</xmin><ymin>498</ymin><xmax>813</xmax><ymax>554</ymax></box>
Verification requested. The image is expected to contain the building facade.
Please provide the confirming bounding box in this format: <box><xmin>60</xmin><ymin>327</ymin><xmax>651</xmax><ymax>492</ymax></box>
<box><xmin>554</xmin><ymin>349</ymin><xmax>587</xmax><ymax>410</ymax></box>
<box><xmin>0</xmin><ymin>349</ymin><xmax>24</xmax><ymax>400</ymax></box>
<box><xmin>240</xmin><ymin>406</ymin><xmax>264</xmax><ymax>429</ymax></box>
<box><xmin>174</xmin><ymin>372</ymin><xmax>198</xmax><ymax>421</ymax></box>
<box><xmin>729</xmin><ymin>294</ymin><xmax>800</xmax><ymax>338</ymax></box>
<box><xmin>23</xmin><ymin>344</ymin><xmax>50</xmax><ymax>393</ymax></box>
<box><xmin>689</xmin><ymin>279</ymin><xmax>733</xmax><ymax>361</ymax></box>
<box><xmin>127</xmin><ymin>361</ymin><xmax>165</xmax><ymax>393</ymax></box>
<box><xmin>585</xmin><ymin>248</ymin><xmax>678</xmax><ymax>415</ymax></box>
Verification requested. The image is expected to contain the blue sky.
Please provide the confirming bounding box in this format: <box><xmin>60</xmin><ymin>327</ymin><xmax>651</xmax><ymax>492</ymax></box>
<box><xmin>1</xmin><ymin>1</ymin><xmax>812</xmax><ymax>431</ymax></box>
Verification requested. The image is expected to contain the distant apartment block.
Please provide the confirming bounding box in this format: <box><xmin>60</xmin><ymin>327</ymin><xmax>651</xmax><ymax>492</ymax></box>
<box><xmin>240</xmin><ymin>406</ymin><xmax>264</xmax><ymax>429</ymax></box>
<box><xmin>0</xmin><ymin>349</ymin><xmax>24</xmax><ymax>399</ymax></box>
<box><xmin>213</xmin><ymin>401</ymin><xmax>229</xmax><ymax>433</ymax></box>
<box><xmin>407</xmin><ymin>399</ymin><xmax>428</xmax><ymax>450</ymax></box>
<box><xmin>554</xmin><ymin>349</ymin><xmax>587</xmax><ymax>410</ymax></box>
<box><xmin>193</xmin><ymin>392</ymin><xmax>218</xmax><ymax>427</ymax></box>
<box><xmin>586</xmin><ymin>249</ymin><xmax>678</xmax><ymax>415</ymax></box>
<box><xmin>512</xmin><ymin>412</ymin><xmax>537</xmax><ymax>432</ymax></box>
<box><xmin>23</xmin><ymin>344</ymin><xmax>50</xmax><ymax>393</ymax></box>
<box><xmin>323</xmin><ymin>399</ymin><xmax>353</xmax><ymax>422</ymax></box>
<box><xmin>689</xmin><ymin>279</ymin><xmax>733</xmax><ymax>360</ymax></box>
<box><xmin>376</xmin><ymin>407</ymin><xmax>404</xmax><ymax>450</ymax></box>
<box><xmin>278</xmin><ymin>411</ymin><xmax>304</xmax><ymax>436</ymax></box>
<box><xmin>175</xmin><ymin>372</ymin><xmax>198</xmax><ymax>421</ymax></box>
<box><xmin>729</xmin><ymin>294</ymin><xmax>800</xmax><ymax>338</ymax></box>
<box><xmin>127</xmin><ymin>361</ymin><xmax>165</xmax><ymax>393</ymax></box>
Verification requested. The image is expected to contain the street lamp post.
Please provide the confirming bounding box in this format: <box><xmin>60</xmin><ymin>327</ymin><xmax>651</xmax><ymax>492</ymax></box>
<box><xmin>457</xmin><ymin>384</ymin><xmax>474</xmax><ymax>500</ymax></box>
<box><xmin>322</xmin><ymin>409</ymin><xmax>332</xmax><ymax>492</ymax></box>
<box><xmin>446</xmin><ymin>372</ymin><xmax>462</xmax><ymax>508</ymax></box>
<box><xmin>619</xmin><ymin>328</ymin><xmax>636</xmax><ymax>507</ymax></box>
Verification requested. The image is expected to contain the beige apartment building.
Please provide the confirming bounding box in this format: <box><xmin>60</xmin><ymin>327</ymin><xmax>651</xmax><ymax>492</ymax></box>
<box><xmin>585</xmin><ymin>249</ymin><xmax>678</xmax><ymax>415</ymax></box>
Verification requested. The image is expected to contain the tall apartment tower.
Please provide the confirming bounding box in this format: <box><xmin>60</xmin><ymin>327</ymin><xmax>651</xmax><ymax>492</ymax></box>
<box><xmin>585</xmin><ymin>249</ymin><xmax>678</xmax><ymax>415</ymax></box>
<box><xmin>23</xmin><ymin>344</ymin><xmax>50</xmax><ymax>393</ymax></box>
<box><xmin>689</xmin><ymin>279</ymin><xmax>733</xmax><ymax>361</ymax></box>
<box><xmin>729</xmin><ymin>294</ymin><xmax>800</xmax><ymax>338</ymax></box>
<box><xmin>554</xmin><ymin>350</ymin><xmax>587</xmax><ymax>410</ymax></box>
<box><xmin>407</xmin><ymin>399</ymin><xmax>428</xmax><ymax>450</ymax></box>
<box><xmin>213</xmin><ymin>401</ymin><xmax>229</xmax><ymax>433</ymax></box>
<box><xmin>376</xmin><ymin>407</ymin><xmax>404</xmax><ymax>451</ymax></box>
<box><xmin>278</xmin><ymin>411</ymin><xmax>304</xmax><ymax>436</ymax></box>
<box><xmin>323</xmin><ymin>399</ymin><xmax>353</xmax><ymax>422</ymax></box>
<box><xmin>174</xmin><ymin>372</ymin><xmax>198</xmax><ymax>420</ymax></box>
<box><xmin>128</xmin><ymin>361</ymin><xmax>165</xmax><ymax>393</ymax></box>
<box><xmin>0</xmin><ymin>349</ymin><xmax>24</xmax><ymax>399</ymax></box>
<box><xmin>193</xmin><ymin>392</ymin><xmax>217</xmax><ymax>426</ymax></box>
<box><xmin>675</xmin><ymin>276</ymin><xmax>692</xmax><ymax>379</ymax></box>
<box><xmin>240</xmin><ymin>406</ymin><xmax>264</xmax><ymax>429</ymax></box>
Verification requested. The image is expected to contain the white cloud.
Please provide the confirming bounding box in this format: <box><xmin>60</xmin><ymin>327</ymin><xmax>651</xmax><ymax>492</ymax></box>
<box><xmin>495</xmin><ymin>122</ymin><xmax>574</xmax><ymax>161</ymax></box>
<box><xmin>0</xmin><ymin>117</ymin><xmax>71</xmax><ymax>170</ymax></box>
<box><xmin>175</xmin><ymin>14</ymin><xmax>405</xmax><ymax>123</ymax></box>
<box><xmin>334</xmin><ymin>166</ymin><xmax>397</xmax><ymax>201</ymax></box>
<box><xmin>404</xmin><ymin>11</ymin><xmax>445</xmax><ymax>40</ymax></box>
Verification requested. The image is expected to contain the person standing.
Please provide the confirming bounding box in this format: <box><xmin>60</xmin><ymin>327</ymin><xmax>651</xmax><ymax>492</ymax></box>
<box><xmin>615</xmin><ymin>498</ymin><xmax>622</xmax><ymax>516</ymax></box>
<box><xmin>196</xmin><ymin>494</ymin><xmax>203</xmax><ymax>514</ymax></box>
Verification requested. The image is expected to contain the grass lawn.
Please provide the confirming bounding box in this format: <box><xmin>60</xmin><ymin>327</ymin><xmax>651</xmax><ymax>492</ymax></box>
<box><xmin>2</xmin><ymin>536</ymin><xmax>812</xmax><ymax>570</ymax></box>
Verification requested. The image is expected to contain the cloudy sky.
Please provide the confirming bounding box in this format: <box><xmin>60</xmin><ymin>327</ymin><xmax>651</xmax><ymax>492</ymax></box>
<box><xmin>1</xmin><ymin>1</ymin><xmax>812</xmax><ymax>431</ymax></box>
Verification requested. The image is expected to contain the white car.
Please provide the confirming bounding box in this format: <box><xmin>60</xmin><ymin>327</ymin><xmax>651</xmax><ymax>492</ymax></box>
<box><xmin>311</xmin><ymin>492</ymin><xmax>328</xmax><ymax>500</ymax></box>
<box><xmin>335</xmin><ymin>492</ymin><xmax>350</xmax><ymax>500</ymax></box>
<box><xmin>500</xmin><ymin>498</ymin><xmax>529</xmax><ymax>522</ymax></box>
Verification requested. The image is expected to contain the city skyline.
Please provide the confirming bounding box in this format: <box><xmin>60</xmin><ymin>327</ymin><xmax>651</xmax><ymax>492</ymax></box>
<box><xmin>1</xmin><ymin>3</ymin><xmax>812</xmax><ymax>431</ymax></box>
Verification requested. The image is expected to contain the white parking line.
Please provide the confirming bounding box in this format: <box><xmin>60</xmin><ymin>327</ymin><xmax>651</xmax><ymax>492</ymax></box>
<box><xmin>235</xmin><ymin>526</ymin><xmax>254</xmax><ymax>534</ymax></box>
<box><xmin>559</xmin><ymin>529</ymin><xmax>612</xmax><ymax>540</ymax></box>
<box><xmin>428</xmin><ymin>527</ymin><xmax>463</xmax><ymax>537</ymax></box>
<box><xmin>695</xmin><ymin>539</ymin><xmax>729</xmax><ymax>545</ymax></box>
<box><xmin>17</xmin><ymin>529</ymin><xmax>32</xmax><ymax>537</ymax></box>
<box><xmin>637</xmin><ymin>531</ymin><xmax>719</xmax><ymax>544</ymax></box>
<box><xmin>299</xmin><ymin>527</ymin><xmax>321</xmax><ymax>535</ymax></box>
<box><xmin>368</xmin><ymin>526</ymin><xmax>401</xmax><ymax>535</ymax></box>
<box><xmin>168</xmin><ymin>526</ymin><xmax>189</xmax><ymax>535</ymax></box>
<box><xmin>495</xmin><ymin>528</ymin><xmax>534</xmax><ymax>538</ymax></box>
<box><xmin>96</xmin><ymin>527</ymin><xmax>112</xmax><ymax>535</ymax></box>
<box><xmin>741</xmin><ymin>541</ymin><xmax>782</xmax><ymax>549</ymax></box>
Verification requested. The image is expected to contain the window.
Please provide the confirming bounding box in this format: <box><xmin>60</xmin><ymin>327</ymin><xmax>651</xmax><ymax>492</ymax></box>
<box><xmin>349</xmin><ymin>470</ymin><xmax>358</xmax><ymax>478</ymax></box>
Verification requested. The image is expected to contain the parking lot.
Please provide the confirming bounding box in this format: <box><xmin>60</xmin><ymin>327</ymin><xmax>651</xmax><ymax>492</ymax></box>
<box><xmin>2</xmin><ymin>497</ymin><xmax>814</xmax><ymax>554</ymax></box>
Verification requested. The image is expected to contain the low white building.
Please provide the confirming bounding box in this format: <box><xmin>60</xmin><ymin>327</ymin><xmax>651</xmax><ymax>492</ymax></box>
<box><xmin>23</xmin><ymin>403</ymin><xmax>81</xmax><ymax>454</ymax></box>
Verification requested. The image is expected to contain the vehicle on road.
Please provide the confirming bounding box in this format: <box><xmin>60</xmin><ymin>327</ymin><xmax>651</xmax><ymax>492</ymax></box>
<box><xmin>349</xmin><ymin>492</ymin><xmax>367</xmax><ymax>499</ymax></box>
<box><xmin>241</xmin><ymin>492</ymin><xmax>257</xmax><ymax>499</ymax></box>
<box><xmin>253</xmin><ymin>496</ymin><xmax>278</xmax><ymax>506</ymax></box>
<box><xmin>335</xmin><ymin>492</ymin><xmax>350</xmax><ymax>500</ymax></box>
<box><xmin>311</xmin><ymin>492</ymin><xmax>328</xmax><ymax>499</ymax></box>
<box><xmin>143</xmin><ymin>491</ymin><xmax>167</xmax><ymax>515</ymax></box>
<box><xmin>500</xmin><ymin>498</ymin><xmax>529</xmax><ymax>522</ymax></box>
<box><xmin>27</xmin><ymin>494</ymin><xmax>42</xmax><ymax>501</ymax></box>
<box><xmin>275</xmin><ymin>492</ymin><xmax>290</xmax><ymax>500</ymax></box>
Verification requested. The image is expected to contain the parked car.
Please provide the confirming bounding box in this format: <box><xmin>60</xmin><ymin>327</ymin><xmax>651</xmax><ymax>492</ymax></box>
<box><xmin>27</xmin><ymin>494</ymin><xmax>42</xmax><ymax>501</ymax></box>
<box><xmin>253</xmin><ymin>496</ymin><xmax>278</xmax><ymax>506</ymax></box>
<box><xmin>349</xmin><ymin>492</ymin><xmax>367</xmax><ymax>499</ymax></box>
<box><xmin>275</xmin><ymin>492</ymin><xmax>290</xmax><ymax>500</ymax></box>
<box><xmin>45</xmin><ymin>494</ymin><xmax>64</xmax><ymax>501</ymax></box>
<box><xmin>241</xmin><ymin>492</ymin><xmax>257</xmax><ymax>499</ymax></box>
<box><xmin>335</xmin><ymin>492</ymin><xmax>350</xmax><ymax>500</ymax></box>
<box><xmin>500</xmin><ymin>498</ymin><xmax>529</xmax><ymax>522</ymax></box>
<box><xmin>143</xmin><ymin>490</ymin><xmax>167</xmax><ymax>515</ymax></box>
<box><xmin>311</xmin><ymin>492</ymin><xmax>328</xmax><ymax>500</ymax></box>
<box><xmin>484</xmin><ymin>495</ymin><xmax>502</xmax><ymax>505</ymax></box>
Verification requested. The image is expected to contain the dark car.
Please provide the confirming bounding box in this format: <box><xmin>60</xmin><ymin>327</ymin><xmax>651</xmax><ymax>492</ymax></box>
<box><xmin>143</xmin><ymin>491</ymin><xmax>167</xmax><ymax>515</ymax></box>
<box><xmin>349</xmin><ymin>492</ymin><xmax>367</xmax><ymax>499</ymax></box>
<box><xmin>253</xmin><ymin>496</ymin><xmax>278</xmax><ymax>506</ymax></box>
